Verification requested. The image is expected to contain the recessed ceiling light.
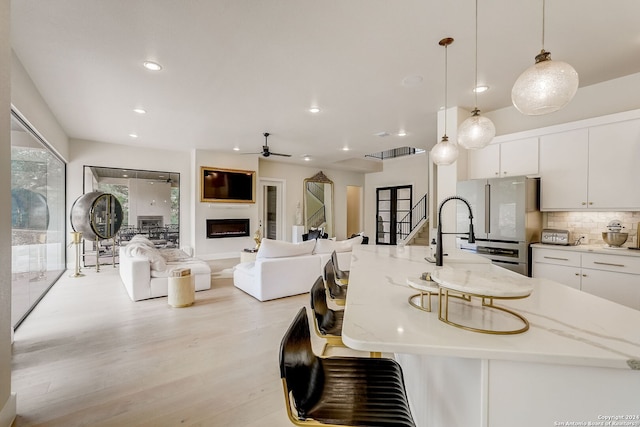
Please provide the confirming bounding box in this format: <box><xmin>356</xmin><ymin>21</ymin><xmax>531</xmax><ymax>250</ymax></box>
<box><xmin>143</xmin><ymin>61</ymin><xmax>162</xmax><ymax>71</ymax></box>
<box><xmin>397</xmin><ymin>130</ymin><xmax>407</xmax><ymax>137</ymax></box>
<box><xmin>304</xmin><ymin>156</ymin><xmax>311</xmax><ymax>161</ymax></box>
<box><xmin>122</xmin><ymin>174</ymin><xmax>128</xmax><ymax>178</ymax></box>
<box><xmin>133</xmin><ymin>108</ymin><xmax>147</xmax><ymax>114</ymax></box>
<box><xmin>473</xmin><ymin>85</ymin><xmax>489</xmax><ymax>93</ymax></box>
<box><xmin>342</xmin><ymin>146</ymin><xmax>350</xmax><ymax>151</ymax></box>
<box><xmin>233</xmin><ymin>147</ymin><xmax>240</xmax><ymax>151</ymax></box>
<box><xmin>129</xmin><ymin>133</ymin><xmax>138</xmax><ymax>138</ymax></box>
<box><xmin>375</xmin><ymin>131</ymin><xmax>390</xmax><ymax>137</ymax></box>
<box><xmin>309</xmin><ymin>107</ymin><xmax>321</xmax><ymax>113</ymax></box>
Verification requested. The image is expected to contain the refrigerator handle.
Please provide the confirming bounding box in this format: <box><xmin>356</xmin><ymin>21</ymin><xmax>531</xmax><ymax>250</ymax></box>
<box><xmin>485</xmin><ymin>183</ymin><xmax>491</xmax><ymax>234</ymax></box>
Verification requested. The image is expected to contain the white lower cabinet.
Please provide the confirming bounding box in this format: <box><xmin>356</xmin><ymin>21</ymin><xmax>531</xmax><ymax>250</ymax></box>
<box><xmin>580</xmin><ymin>269</ymin><xmax>640</xmax><ymax>310</ymax></box>
<box><xmin>532</xmin><ymin>247</ymin><xmax>640</xmax><ymax>310</ymax></box>
<box><xmin>533</xmin><ymin>262</ymin><xmax>582</xmax><ymax>290</ymax></box>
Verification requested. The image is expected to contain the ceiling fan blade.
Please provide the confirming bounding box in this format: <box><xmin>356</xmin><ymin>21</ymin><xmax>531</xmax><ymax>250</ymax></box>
<box><xmin>270</xmin><ymin>152</ymin><xmax>292</xmax><ymax>157</ymax></box>
<box><xmin>239</xmin><ymin>152</ymin><xmax>263</xmax><ymax>155</ymax></box>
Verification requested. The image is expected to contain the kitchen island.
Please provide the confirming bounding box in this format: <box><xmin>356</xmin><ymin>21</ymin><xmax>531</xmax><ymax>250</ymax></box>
<box><xmin>342</xmin><ymin>245</ymin><xmax>640</xmax><ymax>427</ymax></box>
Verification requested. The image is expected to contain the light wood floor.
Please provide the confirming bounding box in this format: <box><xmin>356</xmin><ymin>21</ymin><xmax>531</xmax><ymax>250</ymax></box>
<box><xmin>11</xmin><ymin>259</ymin><xmax>338</xmax><ymax>426</ymax></box>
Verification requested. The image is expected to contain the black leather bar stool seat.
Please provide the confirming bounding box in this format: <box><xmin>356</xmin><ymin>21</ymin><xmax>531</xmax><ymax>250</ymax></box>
<box><xmin>310</xmin><ymin>276</ymin><xmax>344</xmax><ymax>355</ymax></box>
<box><xmin>324</xmin><ymin>260</ymin><xmax>347</xmax><ymax>305</ymax></box>
<box><xmin>279</xmin><ymin>307</ymin><xmax>416</xmax><ymax>427</ymax></box>
<box><xmin>310</xmin><ymin>276</ymin><xmax>381</xmax><ymax>358</ymax></box>
<box><xmin>311</xmin><ymin>276</ymin><xmax>344</xmax><ymax>336</ymax></box>
<box><xmin>331</xmin><ymin>250</ymin><xmax>349</xmax><ymax>285</ymax></box>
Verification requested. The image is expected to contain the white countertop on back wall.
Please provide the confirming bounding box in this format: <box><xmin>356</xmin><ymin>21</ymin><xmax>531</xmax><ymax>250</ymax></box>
<box><xmin>531</xmin><ymin>243</ymin><xmax>640</xmax><ymax>257</ymax></box>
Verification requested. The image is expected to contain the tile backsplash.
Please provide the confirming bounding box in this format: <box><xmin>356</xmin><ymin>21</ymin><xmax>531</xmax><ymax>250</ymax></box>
<box><xmin>544</xmin><ymin>211</ymin><xmax>640</xmax><ymax>246</ymax></box>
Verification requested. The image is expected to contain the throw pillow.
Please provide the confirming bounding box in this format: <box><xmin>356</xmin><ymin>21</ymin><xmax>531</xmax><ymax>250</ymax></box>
<box><xmin>256</xmin><ymin>238</ymin><xmax>316</xmax><ymax>259</ymax></box>
<box><xmin>126</xmin><ymin>242</ymin><xmax>167</xmax><ymax>271</ymax></box>
<box><xmin>129</xmin><ymin>234</ymin><xmax>155</xmax><ymax>248</ymax></box>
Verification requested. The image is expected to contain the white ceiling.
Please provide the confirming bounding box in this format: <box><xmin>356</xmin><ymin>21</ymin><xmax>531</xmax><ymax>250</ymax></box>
<box><xmin>11</xmin><ymin>0</ymin><xmax>640</xmax><ymax>171</ymax></box>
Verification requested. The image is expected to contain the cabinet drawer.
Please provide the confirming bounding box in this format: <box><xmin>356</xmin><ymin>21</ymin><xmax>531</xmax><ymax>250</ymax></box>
<box><xmin>582</xmin><ymin>253</ymin><xmax>640</xmax><ymax>275</ymax></box>
<box><xmin>532</xmin><ymin>248</ymin><xmax>581</xmax><ymax>267</ymax></box>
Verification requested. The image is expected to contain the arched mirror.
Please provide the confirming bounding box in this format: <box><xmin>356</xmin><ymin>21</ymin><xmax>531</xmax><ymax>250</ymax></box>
<box><xmin>304</xmin><ymin>171</ymin><xmax>333</xmax><ymax>237</ymax></box>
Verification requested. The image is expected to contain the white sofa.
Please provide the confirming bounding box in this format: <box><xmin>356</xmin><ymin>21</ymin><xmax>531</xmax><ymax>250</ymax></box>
<box><xmin>118</xmin><ymin>235</ymin><xmax>211</xmax><ymax>301</ymax></box>
<box><xmin>233</xmin><ymin>237</ymin><xmax>361</xmax><ymax>301</ymax></box>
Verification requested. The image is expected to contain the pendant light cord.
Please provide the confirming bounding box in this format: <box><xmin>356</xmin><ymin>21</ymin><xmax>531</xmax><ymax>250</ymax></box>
<box><xmin>474</xmin><ymin>0</ymin><xmax>478</xmax><ymax>109</ymax></box>
<box><xmin>541</xmin><ymin>0</ymin><xmax>545</xmax><ymax>50</ymax></box>
<box><xmin>444</xmin><ymin>41</ymin><xmax>448</xmax><ymax>136</ymax></box>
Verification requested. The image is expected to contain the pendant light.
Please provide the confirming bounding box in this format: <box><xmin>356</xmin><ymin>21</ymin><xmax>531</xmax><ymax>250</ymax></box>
<box><xmin>458</xmin><ymin>0</ymin><xmax>495</xmax><ymax>150</ymax></box>
<box><xmin>431</xmin><ymin>37</ymin><xmax>459</xmax><ymax>166</ymax></box>
<box><xmin>511</xmin><ymin>0</ymin><xmax>579</xmax><ymax>115</ymax></box>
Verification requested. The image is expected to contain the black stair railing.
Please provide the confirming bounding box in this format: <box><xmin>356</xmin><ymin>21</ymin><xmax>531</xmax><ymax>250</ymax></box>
<box><xmin>307</xmin><ymin>182</ymin><xmax>324</xmax><ymax>202</ymax></box>
<box><xmin>396</xmin><ymin>193</ymin><xmax>428</xmax><ymax>241</ymax></box>
<box><xmin>308</xmin><ymin>205</ymin><xmax>326</xmax><ymax>228</ymax></box>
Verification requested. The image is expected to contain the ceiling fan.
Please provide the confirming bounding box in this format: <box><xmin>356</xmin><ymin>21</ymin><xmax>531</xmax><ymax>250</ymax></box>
<box><xmin>243</xmin><ymin>132</ymin><xmax>292</xmax><ymax>157</ymax></box>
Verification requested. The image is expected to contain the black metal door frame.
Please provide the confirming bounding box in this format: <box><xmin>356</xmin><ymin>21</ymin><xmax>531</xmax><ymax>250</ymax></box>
<box><xmin>376</xmin><ymin>185</ymin><xmax>412</xmax><ymax>245</ymax></box>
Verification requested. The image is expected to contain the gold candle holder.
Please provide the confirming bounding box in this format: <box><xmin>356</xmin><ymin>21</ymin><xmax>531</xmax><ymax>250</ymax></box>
<box><xmin>69</xmin><ymin>232</ymin><xmax>84</xmax><ymax>278</ymax></box>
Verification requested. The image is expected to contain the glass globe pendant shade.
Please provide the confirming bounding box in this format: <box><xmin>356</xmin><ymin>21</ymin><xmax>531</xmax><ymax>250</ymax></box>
<box><xmin>431</xmin><ymin>135</ymin><xmax>459</xmax><ymax>166</ymax></box>
<box><xmin>511</xmin><ymin>50</ymin><xmax>579</xmax><ymax>116</ymax></box>
<box><xmin>458</xmin><ymin>109</ymin><xmax>496</xmax><ymax>149</ymax></box>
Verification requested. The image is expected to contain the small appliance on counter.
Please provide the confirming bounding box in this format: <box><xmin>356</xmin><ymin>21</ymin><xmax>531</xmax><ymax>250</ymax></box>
<box><xmin>602</xmin><ymin>219</ymin><xmax>628</xmax><ymax>248</ymax></box>
<box><xmin>541</xmin><ymin>229</ymin><xmax>570</xmax><ymax>246</ymax></box>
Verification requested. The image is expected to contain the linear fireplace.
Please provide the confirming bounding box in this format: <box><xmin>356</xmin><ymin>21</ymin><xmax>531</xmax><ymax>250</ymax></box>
<box><xmin>206</xmin><ymin>219</ymin><xmax>250</xmax><ymax>238</ymax></box>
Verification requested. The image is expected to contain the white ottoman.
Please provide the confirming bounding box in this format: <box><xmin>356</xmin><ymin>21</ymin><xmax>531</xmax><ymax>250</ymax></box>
<box><xmin>168</xmin><ymin>268</ymin><xmax>195</xmax><ymax>307</ymax></box>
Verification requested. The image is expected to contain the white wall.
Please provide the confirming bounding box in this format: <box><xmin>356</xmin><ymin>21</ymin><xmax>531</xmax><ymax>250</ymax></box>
<box><xmin>0</xmin><ymin>1</ymin><xmax>16</xmax><ymax>425</ymax></box>
<box><xmin>11</xmin><ymin>51</ymin><xmax>69</xmax><ymax>162</ymax></box>
<box><xmin>128</xmin><ymin>179</ymin><xmax>172</xmax><ymax>227</ymax></box>
<box><xmin>192</xmin><ymin>149</ymin><xmax>259</xmax><ymax>258</ymax></box>
<box><xmin>364</xmin><ymin>152</ymin><xmax>430</xmax><ymax>242</ymax></box>
<box><xmin>258</xmin><ymin>160</ymin><xmax>365</xmax><ymax>241</ymax></box>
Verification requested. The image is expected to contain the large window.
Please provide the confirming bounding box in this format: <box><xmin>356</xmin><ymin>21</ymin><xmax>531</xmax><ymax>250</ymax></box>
<box><xmin>11</xmin><ymin>111</ymin><xmax>66</xmax><ymax>328</ymax></box>
<box><xmin>81</xmin><ymin>166</ymin><xmax>180</xmax><ymax>267</ymax></box>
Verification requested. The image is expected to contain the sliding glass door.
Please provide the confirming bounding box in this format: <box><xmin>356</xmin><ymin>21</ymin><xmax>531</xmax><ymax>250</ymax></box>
<box><xmin>11</xmin><ymin>111</ymin><xmax>66</xmax><ymax>328</ymax></box>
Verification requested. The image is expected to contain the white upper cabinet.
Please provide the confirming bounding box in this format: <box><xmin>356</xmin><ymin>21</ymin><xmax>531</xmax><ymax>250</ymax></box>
<box><xmin>539</xmin><ymin>128</ymin><xmax>589</xmax><ymax>210</ymax></box>
<box><xmin>588</xmin><ymin>119</ymin><xmax>640</xmax><ymax>209</ymax></box>
<box><xmin>467</xmin><ymin>143</ymin><xmax>499</xmax><ymax>179</ymax></box>
<box><xmin>539</xmin><ymin>119</ymin><xmax>640</xmax><ymax>211</ymax></box>
<box><xmin>500</xmin><ymin>137</ymin><xmax>539</xmax><ymax>177</ymax></box>
<box><xmin>467</xmin><ymin>137</ymin><xmax>539</xmax><ymax>180</ymax></box>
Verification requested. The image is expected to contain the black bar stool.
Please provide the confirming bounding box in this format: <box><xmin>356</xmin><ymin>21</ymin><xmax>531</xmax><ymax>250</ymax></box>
<box><xmin>323</xmin><ymin>259</ymin><xmax>347</xmax><ymax>306</ymax></box>
<box><xmin>310</xmin><ymin>276</ymin><xmax>344</xmax><ymax>355</ymax></box>
<box><xmin>279</xmin><ymin>307</ymin><xmax>416</xmax><ymax>427</ymax></box>
<box><xmin>310</xmin><ymin>276</ymin><xmax>381</xmax><ymax>358</ymax></box>
<box><xmin>331</xmin><ymin>250</ymin><xmax>349</xmax><ymax>285</ymax></box>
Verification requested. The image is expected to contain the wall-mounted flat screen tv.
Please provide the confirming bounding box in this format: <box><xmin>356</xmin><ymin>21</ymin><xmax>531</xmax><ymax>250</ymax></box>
<box><xmin>200</xmin><ymin>166</ymin><xmax>255</xmax><ymax>203</ymax></box>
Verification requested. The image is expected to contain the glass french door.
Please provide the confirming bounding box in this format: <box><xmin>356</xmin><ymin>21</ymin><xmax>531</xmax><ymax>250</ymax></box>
<box><xmin>376</xmin><ymin>185</ymin><xmax>412</xmax><ymax>245</ymax></box>
<box><xmin>259</xmin><ymin>179</ymin><xmax>285</xmax><ymax>241</ymax></box>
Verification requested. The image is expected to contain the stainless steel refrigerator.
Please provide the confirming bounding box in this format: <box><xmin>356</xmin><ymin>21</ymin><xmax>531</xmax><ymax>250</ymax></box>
<box><xmin>456</xmin><ymin>176</ymin><xmax>542</xmax><ymax>276</ymax></box>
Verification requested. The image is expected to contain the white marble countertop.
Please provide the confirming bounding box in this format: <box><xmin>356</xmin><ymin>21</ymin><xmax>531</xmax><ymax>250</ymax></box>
<box><xmin>342</xmin><ymin>245</ymin><xmax>640</xmax><ymax>370</ymax></box>
<box><xmin>532</xmin><ymin>242</ymin><xmax>640</xmax><ymax>257</ymax></box>
<box><xmin>431</xmin><ymin>263</ymin><xmax>533</xmax><ymax>298</ymax></box>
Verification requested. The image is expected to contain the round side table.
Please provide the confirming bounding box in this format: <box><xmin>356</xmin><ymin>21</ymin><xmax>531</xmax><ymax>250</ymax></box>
<box><xmin>168</xmin><ymin>268</ymin><xmax>195</xmax><ymax>308</ymax></box>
